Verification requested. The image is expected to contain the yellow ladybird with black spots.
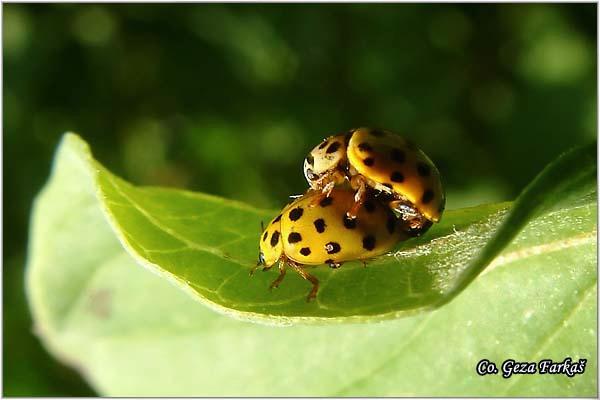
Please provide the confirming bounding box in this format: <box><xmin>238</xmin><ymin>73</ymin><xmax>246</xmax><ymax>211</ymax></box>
<box><xmin>254</xmin><ymin>187</ymin><xmax>410</xmax><ymax>301</ymax></box>
<box><xmin>303</xmin><ymin>127</ymin><xmax>445</xmax><ymax>234</ymax></box>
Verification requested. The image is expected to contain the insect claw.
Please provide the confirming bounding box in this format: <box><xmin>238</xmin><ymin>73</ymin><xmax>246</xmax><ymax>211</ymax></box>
<box><xmin>345</xmin><ymin>210</ymin><xmax>358</xmax><ymax>219</ymax></box>
<box><xmin>305</xmin><ymin>289</ymin><xmax>318</xmax><ymax>302</ymax></box>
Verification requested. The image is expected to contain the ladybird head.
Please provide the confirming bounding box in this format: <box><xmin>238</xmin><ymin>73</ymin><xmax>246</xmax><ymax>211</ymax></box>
<box><xmin>256</xmin><ymin>221</ymin><xmax>267</xmax><ymax>266</ymax></box>
<box><xmin>303</xmin><ymin>134</ymin><xmax>349</xmax><ymax>188</ymax></box>
<box><xmin>256</xmin><ymin>250</ymin><xmax>266</xmax><ymax>266</ymax></box>
<box><xmin>258</xmin><ymin>213</ymin><xmax>284</xmax><ymax>267</ymax></box>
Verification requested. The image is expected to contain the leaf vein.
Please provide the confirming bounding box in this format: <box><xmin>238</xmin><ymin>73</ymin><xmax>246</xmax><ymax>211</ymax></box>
<box><xmin>105</xmin><ymin>174</ymin><xmax>248</xmax><ymax>268</ymax></box>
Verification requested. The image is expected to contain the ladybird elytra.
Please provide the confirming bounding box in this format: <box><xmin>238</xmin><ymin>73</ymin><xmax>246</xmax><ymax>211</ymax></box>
<box><xmin>347</xmin><ymin>128</ymin><xmax>445</xmax><ymax>223</ymax></box>
<box><xmin>256</xmin><ymin>187</ymin><xmax>409</xmax><ymax>300</ymax></box>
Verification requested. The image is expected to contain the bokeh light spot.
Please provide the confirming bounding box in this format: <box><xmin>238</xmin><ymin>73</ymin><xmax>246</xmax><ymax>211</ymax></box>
<box><xmin>519</xmin><ymin>32</ymin><xmax>592</xmax><ymax>85</ymax></box>
<box><xmin>4</xmin><ymin>7</ymin><xmax>32</xmax><ymax>58</ymax></box>
<box><xmin>72</xmin><ymin>7</ymin><xmax>116</xmax><ymax>46</ymax></box>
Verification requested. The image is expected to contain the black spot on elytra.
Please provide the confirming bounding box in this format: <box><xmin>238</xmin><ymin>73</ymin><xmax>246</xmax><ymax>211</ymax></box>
<box><xmin>325</xmin><ymin>242</ymin><xmax>341</xmax><ymax>254</ymax></box>
<box><xmin>318</xmin><ymin>140</ymin><xmax>329</xmax><ymax>150</ymax></box>
<box><xmin>390</xmin><ymin>171</ymin><xmax>404</xmax><ymax>182</ymax></box>
<box><xmin>326</xmin><ymin>141</ymin><xmax>341</xmax><ymax>154</ymax></box>
<box><xmin>262</xmin><ymin>231</ymin><xmax>268</xmax><ymax>241</ymax></box>
<box><xmin>370</xmin><ymin>129</ymin><xmax>385</xmax><ymax>137</ymax></box>
<box><xmin>289</xmin><ymin>207</ymin><xmax>304</xmax><ymax>221</ymax></box>
<box><xmin>422</xmin><ymin>189</ymin><xmax>434</xmax><ymax>204</ymax></box>
<box><xmin>417</xmin><ymin>162</ymin><xmax>431</xmax><ymax>177</ymax></box>
<box><xmin>362</xmin><ymin>235</ymin><xmax>376</xmax><ymax>251</ymax></box>
<box><xmin>314</xmin><ymin>218</ymin><xmax>326</xmax><ymax>233</ymax></box>
<box><xmin>343</xmin><ymin>215</ymin><xmax>357</xmax><ymax>229</ymax></box>
<box><xmin>390</xmin><ymin>148</ymin><xmax>405</xmax><ymax>163</ymax></box>
<box><xmin>270</xmin><ymin>231</ymin><xmax>280</xmax><ymax>247</ymax></box>
<box><xmin>319</xmin><ymin>196</ymin><xmax>333</xmax><ymax>207</ymax></box>
<box><xmin>306</xmin><ymin>154</ymin><xmax>314</xmax><ymax>166</ymax></box>
<box><xmin>288</xmin><ymin>232</ymin><xmax>302</xmax><ymax>243</ymax></box>
<box><xmin>300</xmin><ymin>247</ymin><xmax>311</xmax><ymax>256</ymax></box>
<box><xmin>273</xmin><ymin>214</ymin><xmax>282</xmax><ymax>223</ymax></box>
<box><xmin>363</xmin><ymin>157</ymin><xmax>375</xmax><ymax>166</ymax></box>
<box><xmin>364</xmin><ymin>200</ymin><xmax>376</xmax><ymax>213</ymax></box>
<box><xmin>358</xmin><ymin>142</ymin><xmax>372</xmax><ymax>152</ymax></box>
<box><xmin>386</xmin><ymin>216</ymin><xmax>396</xmax><ymax>234</ymax></box>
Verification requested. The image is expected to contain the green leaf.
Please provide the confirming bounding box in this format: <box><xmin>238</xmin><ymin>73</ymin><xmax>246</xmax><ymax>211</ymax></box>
<box><xmin>27</xmin><ymin>133</ymin><xmax>596</xmax><ymax>396</ymax></box>
<box><xmin>35</xmin><ymin>134</ymin><xmax>597</xmax><ymax>323</ymax></box>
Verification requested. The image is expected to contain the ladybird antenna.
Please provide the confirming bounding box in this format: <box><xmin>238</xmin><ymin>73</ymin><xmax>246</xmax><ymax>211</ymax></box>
<box><xmin>260</xmin><ymin>220</ymin><xmax>264</xmax><ymax>232</ymax></box>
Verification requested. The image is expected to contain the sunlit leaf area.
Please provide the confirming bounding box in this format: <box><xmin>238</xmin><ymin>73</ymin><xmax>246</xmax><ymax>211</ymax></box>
<box><xmin>4</xmin><ymin>3</ymin><xmax>597</xmax><ymax>396</ymax></box>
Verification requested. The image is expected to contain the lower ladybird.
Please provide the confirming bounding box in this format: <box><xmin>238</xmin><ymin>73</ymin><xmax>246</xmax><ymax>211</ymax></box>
<box><xmin>253</xmin><ymin>187</ymin><xmax>411</xmax><ymax>301</ymax></box>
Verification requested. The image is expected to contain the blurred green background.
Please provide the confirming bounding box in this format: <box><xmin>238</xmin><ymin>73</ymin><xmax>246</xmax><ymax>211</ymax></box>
<box><xmin>3</xmin><ymin>3</ymin><xmax>596</xmax><ymax>396</ymax></box>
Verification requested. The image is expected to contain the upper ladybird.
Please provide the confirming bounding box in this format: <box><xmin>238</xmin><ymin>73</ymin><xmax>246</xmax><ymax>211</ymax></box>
<box><xmin>254</xmin><ymin>187</ymin><xmax>410</xmax><ymax>301</ymax></box>
<box><xmin>303</xmin><ymin>127</ymin><xmax>445</xmax><ymax>235</ymax></box>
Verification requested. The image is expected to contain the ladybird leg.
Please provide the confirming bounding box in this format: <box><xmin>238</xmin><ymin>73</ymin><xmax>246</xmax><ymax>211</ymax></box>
<box><xmin>322</xmin><ymin>169</ymin><xmax>346</xmax><ymax>197</ymax></box>
<box><xmin>250</xmin><ymin>264</ymin><xmax>259</xmax><ymax>276</ymax></box>
<box><xmin>269</xmin><ymin>261</ymin><xmax>287</xmax><ymax>290</ymax></box>
<box><xmin>307</xmin><ymin>177</ymin><xmax>329</xmax><ymax>207</ymax></box>
<box><xmin>250</xmin><ymin>253</ymin><xmax>265</xmax><ymax>275</ymax></box>
<box><xmin>307</xmin><ymin>184</ymin><xmax>330</xmax><ymax>207</ymax></box>
<box><xmin>261</xmin><ymin>264</ymin><xmax>274</xmax><ymax>272</ymax></box>
<box><xmin>308</xmin><ymin>170</ymin><xmax>347</xmax><ymax>207</ymax></box>
<box><xmin>346</xmin><ymin>175</ymin><xmax>367</xmax><ymax>219</ymax></box>
<box><xmin>289</xmin><ymin>264</ymin><xmax>319</xmax><ymax>302</ymax></box>
<box><xmin>321</xmin><ymin>180</ymin><xmax>336</xmax><ymax>197</ymax></box>
<box><xmin>389</xmin><ymin>200</ymin><xmax>431</xmax><ymax>236</ymax></box>
<box><xmin>308</xmin><ymin>193</ymin><xmax>325</xmax><ymax>207</ymax></box>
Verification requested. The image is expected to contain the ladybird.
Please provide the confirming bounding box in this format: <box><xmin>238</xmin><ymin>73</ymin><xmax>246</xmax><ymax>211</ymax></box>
<box><xmin>254</xmin><ymin>187</ymin><xmax>410</xmax><ymax>301</ymax></box>
<box><xmin>303</xmin><ymin>127</ymin><xmax>445</xmax><ymax>234</ymax></box>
